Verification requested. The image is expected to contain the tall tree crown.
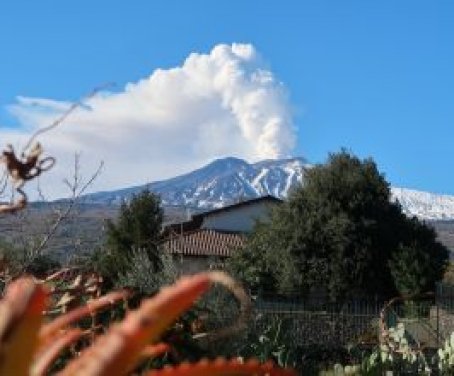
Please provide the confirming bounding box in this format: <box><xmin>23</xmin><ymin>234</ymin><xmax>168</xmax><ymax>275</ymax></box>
<box><xmin>95</xmin><ymin>188</ymin><xmax>164</xmax><ymax>285</ymax></box>
<box><xmin>229</xmin><ymin>151</ymin><xmax>448</xmax><ymax>300</ymax></box>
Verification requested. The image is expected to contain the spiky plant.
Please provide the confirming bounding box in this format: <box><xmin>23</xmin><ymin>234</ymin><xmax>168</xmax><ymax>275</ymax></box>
<box><xmin>0</xmin><ymin>272</ymin><xmax>296</xmax><ymax>376</ymax></box>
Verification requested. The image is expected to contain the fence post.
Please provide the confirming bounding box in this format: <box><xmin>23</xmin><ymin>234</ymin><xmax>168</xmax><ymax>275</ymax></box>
<box><xmin>436</xmin><ymin>291</ymin><xmax>440</xmax><ymax>347</ymax></box>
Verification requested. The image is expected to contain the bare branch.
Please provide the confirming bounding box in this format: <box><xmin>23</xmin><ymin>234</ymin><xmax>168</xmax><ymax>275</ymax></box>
<box><xmin>76</xmin><ymin>160</ymin><xmax>104</xmax><ymax>198</ymax></box>
<box><xmin>36</xmin><ymin>177</ymin><xmax>47</xmax><ymax>203</ymax></box>
<box><xmin>19</xmin><ymin>156</ymin><xmax>104</xmax><ymax>273</ymax></box>
<box><xmin>22</xmin><ymin>82</ymin><xmax>115</xmax><ymax>154</ymax></box>
<box><xmin>0</xmin><ymin>170</ymin><xmax>9</xmax><ymax>197</ymax></box>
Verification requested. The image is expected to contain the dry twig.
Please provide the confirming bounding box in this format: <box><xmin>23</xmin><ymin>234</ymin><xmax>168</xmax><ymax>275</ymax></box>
<box><xmin>0</xmin><ymin>83</ymin><xmax>112</xmax><ymax>214</ymax></box>
<box><xmin>19</xmin><ymin>155</ymin><xmax>103</xmax><ymax>273</ymax></box>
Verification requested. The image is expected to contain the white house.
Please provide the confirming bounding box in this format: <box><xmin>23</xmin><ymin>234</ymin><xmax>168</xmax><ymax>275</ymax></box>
<box><xmin>161</xmin><ymin>196</ymin><xmax>281</xmax><ymax>273</ymax></box>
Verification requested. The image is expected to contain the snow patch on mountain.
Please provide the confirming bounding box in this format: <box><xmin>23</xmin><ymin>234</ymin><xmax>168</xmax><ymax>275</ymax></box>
<box><xmin>391</xmin><ymin>187</ymin><xmax>454</xmax><ymax>221</ymax></box>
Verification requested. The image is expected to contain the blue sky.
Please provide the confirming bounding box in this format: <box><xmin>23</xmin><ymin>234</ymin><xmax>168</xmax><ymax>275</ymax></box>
<box><xmin>1</xmin><ymin>1</ymin><xmax>453</xmax><ymax>196</ymax></box>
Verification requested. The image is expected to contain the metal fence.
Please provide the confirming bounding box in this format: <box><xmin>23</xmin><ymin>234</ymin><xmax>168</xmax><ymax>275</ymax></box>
<box><xmin>201</xmin><ymin>295</ymin><xmax>384</xmax><ymax>348</ymax></box>
<box><xmin>197</xmin><ymin>290</ymin><xmax>454</xmax><ymax>375</ymax></box>
<box><xmin>199</xmin><ymin>286</ymin><xmax>454</xmax><ymax>354</ymax></box>
<box><xmin>437</xmin><ymin>282</ymin><xmax>454</xmax><ymax>311</ymax></box>
<box><xmin>434</xmin><ymin>282</ymin><xmax>454</xmax><ymax>341</ymax></box>
<box><xmin>252</xmin><ymin>287</ymin><xmax>454</xmax><ymax>347</ymax></box>
<box><xmin>252</xmin><ymin>296</ymin><xmax>383</xmax><ymax>346</ymax></box>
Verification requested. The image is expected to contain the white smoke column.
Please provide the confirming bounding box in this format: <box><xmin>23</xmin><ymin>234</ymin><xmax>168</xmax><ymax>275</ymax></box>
<box><xmin>3</xmin><ymin>43</ymin><xmax>296</xmax><ymax>198</ymax></box>
<box><xmin>190</xmin><ymin>43</ymin><xmax>295</xmax><ymax>159</ymax></box>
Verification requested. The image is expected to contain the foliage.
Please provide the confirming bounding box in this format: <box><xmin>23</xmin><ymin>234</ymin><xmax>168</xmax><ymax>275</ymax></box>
<box><xmin>106</xmin><ymin>188</ymin><xmax>163</xmax><ymax>256</ymax></box>
<box><xmin>229</xmin><ymin>150</ymin><xmax>449</xmax><ymax>300</ymax></box>
<box><xmin>0</xmin><ymin>271</ymin><xmax>295</xmax><ymax>375</ymax></box>
<box><xmin>196</xmin><ymin>283</ymin><xmax>242</xmax><ymax>322</ymax></box>
<box><xmin>94</xmin><ymin>188</ymin><xmax>163</xmax><ymax>285</ymax></box>
<box><xmin>0</xmin><ymin>238</ymin><xmax>60</xmax><ymax>279</ymax></box>
<box><xmin>116</xmin><ymin>249</ymin><xmax>178</xmax><ymax>295</ymax></box>
<box><xmin>227</xmin><ymin>221</ymin><xmax>281</xmax><ymax>293</ymax></box>
<box><xmin>443</xmin><ymin>262</ymin><xmax>454</xmax><ymax>284</ymax></box>
<box><xmin>320</xmin><ymin>322</ymin><xmax>430</xmax><ymax>375</ymax></box>
<box><xmin>438</xmin><ymin>332</ymin><xmax>454</xmax><ymax>374</ymax></box>
<box><xmin>389</xmin><ymin>218</ymin><xmax>449</xmax><ymax>296</ymax></box>
<box><xmin>302</xmin><ymin>345</ymin><xmax>366</xmax><ymax>375</ymax></box>
<box><xmin>24</xmin><ymin>254</ymin><xmax>61</xmax><ymax>277</ymax></box>
<box><xmin>191</xmin><ymin>307</ymin><xmax>303</xmax><ymax>372</ymax></box>
<box><xmin>239</xmin><ymin>315</ymin><xmax>301</xmax><ymax>369</ymax></box>
<box><xmin>318</xmin><ymin>323</ymin><xmax>454</xmax><ymax>375</ymax></box>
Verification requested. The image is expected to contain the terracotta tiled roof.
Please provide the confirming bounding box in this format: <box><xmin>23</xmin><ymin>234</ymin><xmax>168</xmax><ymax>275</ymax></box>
<box><xmin>161</xmin><ymin>229</ymin><xmax>245</xmax><ymax>257</ymax></box>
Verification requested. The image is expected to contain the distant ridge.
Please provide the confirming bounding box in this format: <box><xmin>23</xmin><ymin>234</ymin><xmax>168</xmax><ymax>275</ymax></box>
<box><xmin>391</xmin><ymin>187</ymin><xmax>454</xmax><ymax>221</ymax></box>
<box><xmin>81</xmin><ymin>157</ymin><xmax>454</xmax><ymax>221</ymax></box>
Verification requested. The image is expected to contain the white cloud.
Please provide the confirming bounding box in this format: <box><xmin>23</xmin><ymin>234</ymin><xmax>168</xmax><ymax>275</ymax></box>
<box><xmin>2</xmin><ymin>43</ymin><xmax>296</xmax><ymax>199</ymax></box>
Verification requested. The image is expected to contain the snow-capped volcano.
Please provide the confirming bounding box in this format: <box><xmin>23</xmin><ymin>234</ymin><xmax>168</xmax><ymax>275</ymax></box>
<box><xmin>82</xmin><ymin>157</ymin><xmax>454</xmax><ymax>221</ymax></box>
<box><xmin>83</xmin><ymin>157</ymin><xmax>309</xmax><ymax>208</ymax></box>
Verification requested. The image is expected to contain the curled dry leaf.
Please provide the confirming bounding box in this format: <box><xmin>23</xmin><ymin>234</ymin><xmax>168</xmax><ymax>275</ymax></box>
<box><xmin>0</xmin><ymin>143</ymin><xmax>55</xmax><ymax>213</ymax></box>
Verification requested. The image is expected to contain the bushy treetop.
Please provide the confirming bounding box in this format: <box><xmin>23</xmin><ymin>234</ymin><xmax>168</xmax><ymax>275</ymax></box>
<box><xmin>106</xmin><ymin>188</ymin><xmax>163</xmax><ymax>257</ymax></box>
<box><xmin>229</xmin><ymin>150</ymin><xmax>449</xmax><ymax>300</ymax></box>
<box><xmin>93</xmin><ymin>188</ymin><xmax>163</xmax><ymax>286</ymax></box>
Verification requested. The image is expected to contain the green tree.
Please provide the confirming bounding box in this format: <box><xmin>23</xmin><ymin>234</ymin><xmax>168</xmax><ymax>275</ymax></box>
<box><xmin>93</xmin><ymin>189</ymin><xmax>164</xmax><ymax>285</ymax></box>
<box><xmin>229</xmin><ymin>150</ymin><xmax>448</xmax><ymax>300</ymax></box>
<box><xmin>389</xmin><ymin>218</ymin><xmax>448</xmax><ymax>295</ymax></box>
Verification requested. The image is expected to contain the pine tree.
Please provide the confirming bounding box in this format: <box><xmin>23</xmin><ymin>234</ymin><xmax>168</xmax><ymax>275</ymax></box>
<box><xmin>94</xmin><ymin>189</ymin><xmax>163</xmax><ymax>285</ymax></box>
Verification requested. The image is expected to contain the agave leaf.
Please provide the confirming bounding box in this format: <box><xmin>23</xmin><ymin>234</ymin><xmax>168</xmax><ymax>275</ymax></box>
<box><xmin>44</xmin><ymin>268</ymin><xmax>73</xmax><ymax>283</ymax></box>
<box><xmin>139</xmin><ymin>343</ymin><xmax>170</xmax><ymax>360</ymax></box>
<box><xmin>144</xmin><ymin>358</ymin><xmax>297</xmax><ymax>376</ymax></box>
<box><xmin>40</xmin><ymin>289</ymin><xmax>130</xmax><ymax>342</ymax></box>
<box><xmin>31</xmin><ymin>328</ymin><xmax>82</xmax><ymax>376</ymax></box>
<box><xmin>58</xmin><ymin>273</ymin><xmax>211</xmax><ymax>375</ymax></box>
<box><xmin>0</xmin><ymin>278</ymin><xmax>47</xmax><ymax>376</ymax></box>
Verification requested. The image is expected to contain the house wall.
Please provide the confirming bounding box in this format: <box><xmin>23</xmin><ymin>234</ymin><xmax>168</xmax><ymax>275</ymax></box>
<box><xmin>172</xmin><ymin>255</ymin><xmax>226</xmax><ymax>275</ymax></box>
<box><xmin>200</xmin><ymin>201</ymin><xmax>276</xmax><ymax>233</ymax></box>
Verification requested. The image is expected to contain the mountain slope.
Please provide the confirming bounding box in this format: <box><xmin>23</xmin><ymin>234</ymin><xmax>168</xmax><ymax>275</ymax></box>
<box><xmin>81</xmin><ymin>157</ymin><xmax>454</xmax><ymax>221</ymax></box>
<box><xmin>391</xmin><ymin>187</ymin><xmax>454</xmax><ymax>220</ymax></box>
<box><xmin>83</xmin><ymin>157</ymin><xmax>309</xmax><ymax>208</ymax></box>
